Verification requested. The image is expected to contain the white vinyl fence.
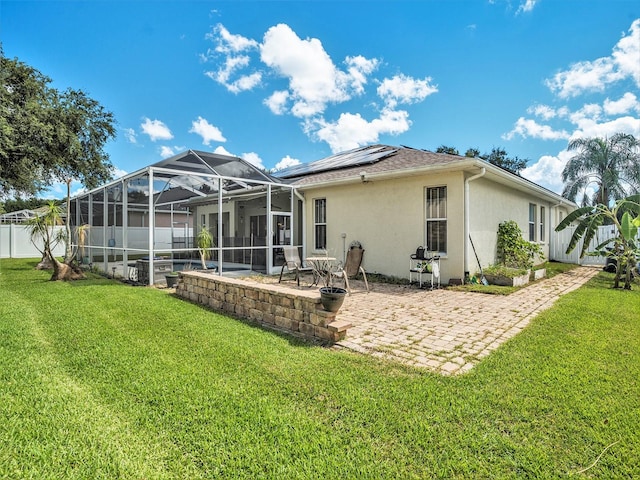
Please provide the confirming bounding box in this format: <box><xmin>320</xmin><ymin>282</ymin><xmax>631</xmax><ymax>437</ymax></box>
<box><xmin>551</xmin><ymin>224</ymin><xmax>639</xmax><ymax>265</ymax></box>
<box><xmin>0</xmin><ymin>224</ymin><xmax>66</xmax><ymax>259</ymax></box>
<box><xmin>1</xmin><ymin>225</ymin><xmax>192</xmax><ymax>259</ymax></box>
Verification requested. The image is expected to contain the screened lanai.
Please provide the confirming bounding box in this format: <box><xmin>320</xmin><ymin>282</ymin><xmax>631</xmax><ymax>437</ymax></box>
<box><xmin>70</xmin><ymin>150</ymin><xmax>304</xmax><ymax>285</ymax></box>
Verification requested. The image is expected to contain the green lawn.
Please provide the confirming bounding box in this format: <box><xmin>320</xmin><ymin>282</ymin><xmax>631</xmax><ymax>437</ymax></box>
<box><xmin>1</xmin><ymin>258</ymin><xmax>638</xmax><ymax>479</ymax></box>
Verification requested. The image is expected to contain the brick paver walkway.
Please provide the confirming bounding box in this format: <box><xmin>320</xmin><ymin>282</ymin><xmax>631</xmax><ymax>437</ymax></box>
<box><xmin>333</xmin><ymin>266</ymin><xmax>600</xmax><ymax>375</ymax></box>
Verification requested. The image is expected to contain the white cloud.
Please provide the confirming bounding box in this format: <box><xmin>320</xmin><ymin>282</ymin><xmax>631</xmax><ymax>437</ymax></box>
<box><xmin>264</xmin><ymin>90</ymin><xmax>290</xmax><ymax>115</ymax></box>
<box><xmin>69</xmin><ymin>184</ymin><xmax>88</xmax><ymax>198</ymax></box>
<box><xmin>159</xmin><ymin>146</ymin><xmax>176</xmax><ymax>158</ymax></box>
<box><xmin>603</xmin><ymin>92</ymin><xmax>639</xmax><ymax>116</ymax></box>
<box><xmin>310</xmin><ymin>108</ymin><xmax>411</xmax><ymax>153</ymax></box>
<box><xmin>189</xmin><ymin>116</ymin><xmax>226</xmax><ymax>145</ymax></box>
<box><xmin>260</xmin><ymin>23</ymin><xmax>350</xmax><ymax>117</ymax></box>
<box><xmin>273</xmin><ymin>155</ymin><xmax>301</xmax><ymax>172</ymax></box>
<box><xmin>140</xmin><ymin>117</ymin><xmax>173</xmax><ymax>141</ymax></box>
<box><xmin>612</xmin><ymin>19</ymin><xmax>640</xmax><ymax>86</ymax></box>
<box><xmin>209</xmin><ymin>146</ymin><xmax>265</xmax><ymax>170</ymax></box>
<box><xmin>522</xmin><ymin>149</ymin><xmax>598</xmax><ymax>202</ymax></box>
<box><xmin>241</xmin><ymin>152</ymin><xmax>266</xmax><ymax>170</ymax></box>
<box><xmin>113</xmin><ymin>167</ymin><xmax>128</xmax><ymax>178</ymax></box>
<box><xmin>203</xmin><ymin>24</ymin><xmax>261</xmax><ymax>93</ymax></box>
<box><xmin>516</xmin><ymin>0</ymin><xmax>538</xmax><ymax>15</ymax></box>
<box><xmin>213</xmin><ymin>146</ymin><xmax>233</xmax><ymax>157</ymax></box>
<box><xmin>208</xmin><ymin>24</ymin><xmax>258</xmax><ymax>54</ymax></box>
<box><xmin>232</xmin><ymin>72</ymin><xmax>262</xmax><ymax>93</ymax></box>
<box><xmin>377</xmin><ymin>74</ymin><xmax>438</xmax><ymax>109</ymax></box>
<box><xmin>569</xmin><ymin>115</ymin><xmax>640</xmax><ymax>141</ymax></box>
<box><xmin>205</xmin><ymin>55</ymin><xmax>262</xmax><ymax>93</ymax></box>
<box><xmin>207</xmin><ymin>54</ymin><xmax>248</xmax><ymax>83</ymax></box>
<box><xmin>521</xmin><ymin>150</ymin><xmax>572</xmax><ymax>193</ymax></box>
<box><xmin>344</xmin><ymin>55</ymin><xmax>379</xmax><ymax>94</ymax></box>
<box><xmin>204</xmin><ymin>22</ymin><xmax>436</xmax><ymax>152</ymax></box>
<box><xmin>527</xmin><ymin>104</ymin><xmax>558</xmax><ymax>120</ymax></box>
<box><xmin>545</xmin><ymin>19</ymin><xmax>640</xmax><ymax>98</ymax></box>
<box><xmin>503</xmin><ymin>117</ymin><xmax>570</xmax><ymax>141</ymax></box>
<box><xmin>124</xmin><ymin>127</ymin><xmax>137</xmax><ymax>144</ymax></box>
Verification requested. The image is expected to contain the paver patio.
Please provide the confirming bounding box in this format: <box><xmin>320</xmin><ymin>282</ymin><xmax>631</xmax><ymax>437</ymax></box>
<box><xmin>331</xmin><ymin>266</ymin><xmax>600</xmax><ymax>375</ymax></box>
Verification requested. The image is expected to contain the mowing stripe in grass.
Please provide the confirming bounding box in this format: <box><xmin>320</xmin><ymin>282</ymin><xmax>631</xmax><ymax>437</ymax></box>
<box><xmin>1</xmin><ymin>258</ymin><xmax>639</xmax><ymax>478</ymax></box>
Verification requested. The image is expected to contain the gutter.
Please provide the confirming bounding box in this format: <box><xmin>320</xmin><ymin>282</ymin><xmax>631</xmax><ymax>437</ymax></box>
<box><xmin>291</xmin><ymin>159</ymin><xmax>481</xmax><ymax>190</ymax></box>
<box><xmin>464</xmin><ymin>167</ymin><xmax>486</xmax><ymax>279</ymax></box>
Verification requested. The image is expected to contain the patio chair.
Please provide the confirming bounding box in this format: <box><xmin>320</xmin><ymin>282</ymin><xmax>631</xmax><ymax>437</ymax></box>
<box><xmin>330</xmin><ymin>244</ymin><xmax>369</xmax><ymax>294</ymax></box>
<box><xmin>278</xmin><ymin>246</ymin><xmax>313</xmax><ymax>287</ymax></box>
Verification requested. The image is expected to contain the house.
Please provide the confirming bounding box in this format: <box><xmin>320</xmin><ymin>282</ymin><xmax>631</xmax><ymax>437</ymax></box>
<box><xmin>68</xmin><ymin>145</ymin><xmax>575</xmax><ymax>285</ymax></box>
<box><xmin>276</xmin><ymin>144</ymin><xmax>576</xmax><ymax>284</ymax></box>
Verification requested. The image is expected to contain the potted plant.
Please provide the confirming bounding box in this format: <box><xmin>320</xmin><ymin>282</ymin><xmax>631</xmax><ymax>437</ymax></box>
<box><xmin>318</xmin><ymin>262</ymin><xmax>347</xmax><ymax>313</ymax></box>
<box><xmin>165</xmin><ymin>272</ymin><xmax>180</xmax><ymax>288</ymax></box>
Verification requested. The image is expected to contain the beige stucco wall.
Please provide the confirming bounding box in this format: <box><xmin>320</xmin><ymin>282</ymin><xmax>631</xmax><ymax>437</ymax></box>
<box><xmin>468</xmin><ymin>177</ymin><xmax>572</xmax><ymax>276</ymax></box>
<box><xmin>299</xmin><ymin>170</ymin><xmax>466</xmax><ymax>283</ymax></box>
<box><xmin>300</xmin><ymin>171</ymin><xmax>573</xmax><ymax>284</ymax></box>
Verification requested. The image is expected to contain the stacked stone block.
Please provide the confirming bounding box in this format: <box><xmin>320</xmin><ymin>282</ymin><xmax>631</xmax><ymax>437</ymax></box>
<box><xmin>175</xmin><ymin>272</ymin><xmax>351</xmax><ymax>343</ymax></box>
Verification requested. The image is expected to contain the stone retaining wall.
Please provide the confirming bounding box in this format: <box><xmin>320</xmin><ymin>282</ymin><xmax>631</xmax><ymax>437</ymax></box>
<box><xmin>175</xmin><ymin>272</ymin><xmax>351</xmax><ymax>343</ymax></box>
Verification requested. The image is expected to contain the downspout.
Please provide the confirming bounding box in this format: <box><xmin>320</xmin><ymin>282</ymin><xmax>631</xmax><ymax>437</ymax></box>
<box><xmin>464</xmin><ymin>167</ymin><xmax>486</xmax><ymax>280</ymax></box>
<box><xmin>550</xmin><ymin>198</ymin><xmax>566</xmax><ymax>263</ymax></box>
<box><xmin>294</xmin><ymin>189</ymin><xmax>306</xmax><ymax>257</ymax></box>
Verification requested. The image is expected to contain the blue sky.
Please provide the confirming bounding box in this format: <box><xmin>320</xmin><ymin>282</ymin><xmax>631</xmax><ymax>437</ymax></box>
<box><xmin>2</xmin><ymin>1</ymin><xmax>639</xmax><ymax>198</ymax></box>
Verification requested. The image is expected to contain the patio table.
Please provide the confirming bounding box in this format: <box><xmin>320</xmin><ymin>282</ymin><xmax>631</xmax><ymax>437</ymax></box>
<box><xmin>305</xmin><ymin>256</ymin><xmax>337</xmax><ymax>286</ymax></box>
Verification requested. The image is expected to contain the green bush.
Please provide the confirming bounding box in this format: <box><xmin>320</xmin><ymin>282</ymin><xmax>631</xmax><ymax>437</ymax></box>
<box><xmin>496</xmin><ymin>220</ymin><xmax>544</xmax><ymax>269</ymax></box>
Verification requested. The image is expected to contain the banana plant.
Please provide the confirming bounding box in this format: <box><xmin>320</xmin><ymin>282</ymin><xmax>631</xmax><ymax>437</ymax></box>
<box><xmin>556</xmin><ymin>194</ymin><xmax>640</xmax><ymax>289</ymax></box>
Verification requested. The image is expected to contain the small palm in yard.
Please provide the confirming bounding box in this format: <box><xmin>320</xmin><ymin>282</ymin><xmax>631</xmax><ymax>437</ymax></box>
<box><xmin>556</xmin><ymin>194</ymin><xmax>640</xmax><ymax>289</ymax></box>
<box><xmin>25</xmin><ymin>200</ymin><xmax>85</xmax><ymax>281</ymax></box>
<box><xmin>196</xmin><ymin>225</ymin><xmax>214</xmax><ymax>269</ymax></box>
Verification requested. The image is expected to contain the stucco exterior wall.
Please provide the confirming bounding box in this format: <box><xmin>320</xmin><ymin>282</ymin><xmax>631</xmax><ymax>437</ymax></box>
<box><xmin>300</xmin><ymin>170</ymin><xmax>465</xmax><ymax>283</ymax></box>
<box><xmin>468</xmin><ymin>177</ymin><xmax>572</xmax><ymax>275</ymax></box>
<box><xmin>300</xmin><ymin>170</ymin><xmax>573</xmax><ymax>284</ymax></box>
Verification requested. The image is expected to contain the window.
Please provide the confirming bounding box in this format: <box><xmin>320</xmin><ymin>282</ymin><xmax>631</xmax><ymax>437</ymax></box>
<box><xmin>539</xmin><ymin>206</ymin><xmax>545</xmax><ymax>242</ymax></box>
<box><xmin>529</xmin><ymin>203</ymin><xmax>536</xmax><ymax>242</ymax></box>
<box><xmin>314</xmin><ymin>198</ymin><xmax>326</xmax><ymax>250</ymax></box>
<box><xmin>425</xmin><ymin>186</ymin><xmax>447</xmax><ymax>253</ymax></box>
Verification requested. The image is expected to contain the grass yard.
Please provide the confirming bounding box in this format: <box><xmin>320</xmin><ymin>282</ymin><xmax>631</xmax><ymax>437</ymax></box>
<box><xmin>1</xmin><ymin>258</ymin><xmax>638</xmax><ymax>479</ymax></box>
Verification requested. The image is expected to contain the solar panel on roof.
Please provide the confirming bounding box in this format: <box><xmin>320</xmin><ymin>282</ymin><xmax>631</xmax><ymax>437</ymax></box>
<box><xmin>276</xmin><ymin>145</ymin><xmax>397</xmax><ymax>178</ymax></box>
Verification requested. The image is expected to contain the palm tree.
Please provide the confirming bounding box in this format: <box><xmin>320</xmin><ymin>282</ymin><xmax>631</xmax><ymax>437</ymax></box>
<box><xmin>562</xmin><ymin>133</ymin><xmax>640</xmax><ymax>207</ymax></box>
<box><xmin>196</xmin><ymin>225</ymin><xmax>214</xmax><ymax>269</ymax></box>
<box><xmin>25</xmin><ymin>200</ymin><xmax>85</xmax><ymax>280</ymax></box>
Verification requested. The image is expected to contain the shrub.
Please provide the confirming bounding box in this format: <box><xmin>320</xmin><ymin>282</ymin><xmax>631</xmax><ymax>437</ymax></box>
<box><xmin>496</xmin><ymin>220</ymin><xmax>544</xmax><ymax>269</ymax></box>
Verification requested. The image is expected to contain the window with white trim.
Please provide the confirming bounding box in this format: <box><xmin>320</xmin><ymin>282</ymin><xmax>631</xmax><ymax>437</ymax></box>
<box><xmin>529</xmin><ymin>203</ymin><xmax>537</xmax><ymax>242</ymax></box>
<box><xmin>539</xmin><ymin>206</ymin><xmax>545</xmax><ymax>242</ymax></box>
<box><xmin>425</xmin><ymin>186</ymin><xmax>447</xmax><ymax>254</ymax></box>
<box><xmin>314</xmin><ymin>198</ymin><xmax>326</xmax><ymax>250</ymax></box>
